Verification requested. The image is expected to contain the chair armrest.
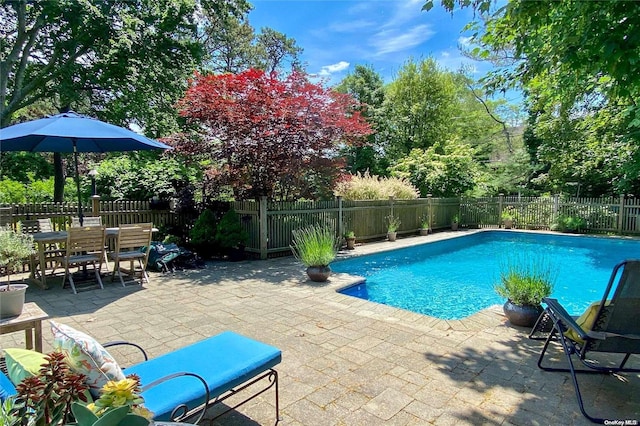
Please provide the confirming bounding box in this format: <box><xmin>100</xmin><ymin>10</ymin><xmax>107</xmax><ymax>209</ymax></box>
<box><xmin>142</xmin><ymin>371</ymin><xmax>210</xmax><ymax>425</ymax></box>
<box><xmin>543</xmin><ymin>298</ymin><xmax>590</xmax><ymax>342</ymax></box>
<box><xmin>102</xmin><ymin>341</ymin><xmax>148</xmax><ymax>361</ymax></box>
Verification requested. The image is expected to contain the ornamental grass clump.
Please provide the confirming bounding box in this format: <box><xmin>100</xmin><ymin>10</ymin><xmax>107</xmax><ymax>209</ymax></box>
<box><xmin>290</xmin><ymin>225</ymin><xmax>340</xmax><ymax>267</ymax></box>
<box><xmin>495</xmin><ymin>255</ymin><xmax>556</xmax><ymax>306</ymax></box>
<box><xmin>334</xmin><ymin>172</ymin><xmax>419</xmax><ymax>200</ymax></box>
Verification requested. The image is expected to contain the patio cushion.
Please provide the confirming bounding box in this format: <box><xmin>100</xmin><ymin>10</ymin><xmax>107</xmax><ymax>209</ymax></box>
<box><xmin>0</xmin><ymin>372</ymin><xmax>17</xmax><ymax>401</ymax></box>
<box><xmin>124</xmin><ymin>331</ymin><xmax>282</xmax><ymax>421</ymax></box>
<box><xmin>50</xmin><ymin>321</ymin><xmax>125</xmax><ymax>396</ymax></box>
<box><xmin>4</xmin><ymin>348</ymin><xmax>47</xmax><ymax>385</ymax></box>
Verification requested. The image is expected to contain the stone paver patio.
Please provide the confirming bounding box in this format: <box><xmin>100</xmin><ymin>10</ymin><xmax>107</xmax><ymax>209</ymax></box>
<box><xmin>1</xmin><ymin>230</ymin><xmax>639</xmax><ymax>425</ymax></box>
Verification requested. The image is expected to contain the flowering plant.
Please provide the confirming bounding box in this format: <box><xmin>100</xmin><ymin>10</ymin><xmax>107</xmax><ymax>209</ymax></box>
<box><xmin>71</xmin><ymin>376</ymin><xmax>153</xmax><ymax>426</ymax></box>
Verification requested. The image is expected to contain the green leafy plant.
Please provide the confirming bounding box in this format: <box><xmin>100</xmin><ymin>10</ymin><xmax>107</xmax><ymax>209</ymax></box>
<box><xmin>420</xmin><ymin>214</ymin><xmax>430</xmax><ymax>229</ymax></box>
<box><xmin>0</xmin><ymin>224</ymin><xmax>34</xmax><ymax>289</ymax></box>
<box><xmin>386</xmin><ymin>215</ymin><xmax>401</xmax><ymax>232</ymax></box>
<box><xmin>0</xmin><ymin>396</ymin><xmax>23</xmax><ymax>426</ymax></box>
<box><xmin>189</xmin><ymin>209</ymin><xmax>217</xmax><ymax>246</ymax></box>
<box><xmin>214</xmin><ymin>209</ymin><xmax>249</xmax><ymax>249</ymax></box>
<box><xmin>451</xmin><ymin>214</ymin><xmax>460</xmax><ymax>223</ymax></box>
<box><xmin>552</xmin><ymin>214</ymin><xmax>587</xmax><ymax>233</ymax></box>
<box><xmin>344</xmin><ymin>230</ymin><xmax>355</xmax><ymax>239</ymax></box>
<box><xmin>495</xmin><ymin>256</ymin><xmax>555</xmax><ymax>306</ymax></box>
<box><xmin>501</xmin><ymin>206</ymin><xmax>516</xmax><ymax>221</ymax></box>
<box><xmin>15</xmin><ymin>352</ymin><xmax>89</xmax><ymax>426</ymax></box>
<box><xmin>290</xmin><ymin>225</ymin><xmax>340</xmax><ymax>267</ymax></box>
<box><xmin>72</xmin><ymin>375</ymin><xmax>152</xmax><ymax>426</ymax></box>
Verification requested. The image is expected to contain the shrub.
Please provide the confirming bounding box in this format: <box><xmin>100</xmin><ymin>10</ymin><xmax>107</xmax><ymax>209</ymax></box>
<box><xmin>334</xmin><ymin>171</ymin><xmax>419</xmax><ymax>200</ymax></box>
<box><xmin>290</xmin><ymin>225</ymin><xmax>340</xmax><ymax>267</ymax></box>
<box><xmin>552</xmin><ymin>214</ymin><xmax>587</xmax><ymax>233</ymax></box>
<box><xmin>214</xmin><ymin>209</ymin><xmax>249</xmax><ymax>249</ymax></box>
<box><xmin>189</xmin><ymin>209</ymin><xmax>217</xmax><ymax>247</ymax></box>
<box><xmin>495</xmin><ymin>255</ymin><xmax>555</xmax><ymax>306</ymax></box>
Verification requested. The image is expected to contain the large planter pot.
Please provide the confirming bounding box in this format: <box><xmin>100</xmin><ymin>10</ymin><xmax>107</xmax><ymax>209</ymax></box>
<box><xmin>387</xmin><ymin>231</ymin><xmax>397</xmax><ymax>242</ymax></box>
<box><xmin>228</xmin><ymin>244</ymin><xmax>246</xmax><ymax>262</ymax></box>
<box><xmin>345</xmin><ymin>237</ymin><xmax>356</xmax><ymax>250</ymax></box>
<box><xmin>0</xmin><ymin>284</ymin><xmax>28</xmax><ymax>319</ymax></box>
<box><xmin>306</xmin><ymin>266</ymin><xmax>331</xmax><ymax>282</ymax></box>
<box><xmin>502</xmin><ymin>300</ymin><xmax>543</xmax><ymax>327</ymax></box>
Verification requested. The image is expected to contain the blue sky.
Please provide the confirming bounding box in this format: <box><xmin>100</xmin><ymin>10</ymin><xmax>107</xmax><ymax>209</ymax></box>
<box><xmin>248</xmin><ymin>0</ymin><xmax>491</xmax><ymax>86</ymax></box>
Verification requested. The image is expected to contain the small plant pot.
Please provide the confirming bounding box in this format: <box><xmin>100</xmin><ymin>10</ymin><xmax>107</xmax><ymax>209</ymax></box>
<box><xmin>503</xmin><ymin>300</ymin><xmax>543</xmax><ymax>327</ymax></box>
<box><xmin>345</xmin><ymin>237</ymin><xmax>356</xmax><ymax>250</ymax></box>
<box><xmin>387</xmin><ymin>231</ymin><xmax>397</xmax><ymax>242</ymax></box>
<box><xmin>0</xmin><ymin>284</ymin><xmax>28</xmax><ymax>319</ymax></box>
<box><xmin>306</xmin><ymin>266</ymin><xmax>331</xmax><ymax>282</ymax></box>
<box><xmin>503</xmin><ymin>219</ymin><xmax>513</xmax><ymax>229</ymax></box>
<box><xmin>419</xmin><ymin>228</ymin><xmax>429</xmax><ymax>236</ymax></box>
<box><xmin>451</xmin><ymin>222</ymin><xmax>459</xmax><ymax>231</ymax></box>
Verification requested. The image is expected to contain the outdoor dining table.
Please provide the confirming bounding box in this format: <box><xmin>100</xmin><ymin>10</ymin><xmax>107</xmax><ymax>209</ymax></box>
<box><xmin>29</xmin><ymin>227</ymin><xmax>133</xmax><ymax>289</ymax></box>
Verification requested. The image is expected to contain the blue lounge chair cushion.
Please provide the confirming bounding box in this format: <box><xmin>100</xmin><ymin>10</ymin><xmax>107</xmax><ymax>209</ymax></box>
<box><xmin>0</xmin><ymin>372</ymin><xmax>17</xmax><ymax>401</ymax></box>
<box><xmin>125</xmin><ymin>331</ymin><xmax>281</xmax><ymax>421</ymax></box>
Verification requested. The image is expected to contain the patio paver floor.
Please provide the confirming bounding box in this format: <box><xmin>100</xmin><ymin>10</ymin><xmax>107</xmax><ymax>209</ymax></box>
<box><xmin>1</xmin><ymin>230</ymin><xmax>638</xmax><ymax>425</ymax></box>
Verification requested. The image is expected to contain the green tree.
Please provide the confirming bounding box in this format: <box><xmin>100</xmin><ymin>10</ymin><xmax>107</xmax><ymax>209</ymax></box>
<box><xmin>335</xmin><ymin>65</ymin><xmax>388</xmax><ymax>175</ymax></box>
<box><xmin>389</xmin><ymin>139</ymin><xmax>482</xmax><ymax>197</ymax></box>
<box><xmin>382</xmin><ymin>57</ymin><xmax>458</xmax><ymax>160</ymax></box>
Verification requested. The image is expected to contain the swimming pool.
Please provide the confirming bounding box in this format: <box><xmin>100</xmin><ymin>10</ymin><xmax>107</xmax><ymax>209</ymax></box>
<box><xmin>333</xmin><ymin>231</ymin><xmax>640</xmax><ymax>320</ymax></box>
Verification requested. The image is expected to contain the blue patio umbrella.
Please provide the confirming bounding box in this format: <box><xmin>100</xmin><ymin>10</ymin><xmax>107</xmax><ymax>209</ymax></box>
<box><xmin>0</xmin><ymin>111</ymin><xmax>171</xmax><ymax>224</ymax></box>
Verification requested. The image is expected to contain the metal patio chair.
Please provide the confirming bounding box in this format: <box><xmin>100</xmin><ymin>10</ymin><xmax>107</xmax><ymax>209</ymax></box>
<box><xmin>530</xmin><ymin>259</ymin><xmax>640</xmax><ymax>423</ymax></box>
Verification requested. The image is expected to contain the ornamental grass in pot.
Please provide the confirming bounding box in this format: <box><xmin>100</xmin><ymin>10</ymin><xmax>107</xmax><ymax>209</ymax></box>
<box><xmin>494</xmin><ymin>255</ymin><xmax>555</xmax><ymax>327</ymax></box>
<box><xmin>0</xmin><ymin>225</ymin><xmax>35</xmax><ymax>319</ymax></box>
<box><xmin>290</xmin><ymin>225</ymin><xmax>340</xmax><ymax>282</ymax></box>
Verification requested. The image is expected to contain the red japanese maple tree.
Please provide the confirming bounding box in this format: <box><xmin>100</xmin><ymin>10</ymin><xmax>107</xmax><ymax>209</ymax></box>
<box><xmin>173</xmin><ymin>69</ymin><xmax>372</xmax><ymax>199</ymax></box>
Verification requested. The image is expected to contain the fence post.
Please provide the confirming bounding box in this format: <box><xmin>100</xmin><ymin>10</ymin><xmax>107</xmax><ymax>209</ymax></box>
<box><xmin>259</xmin><ymin>196</ymin><xmax>268</xmax><ymax>260</ymax></box>
<box><xmin>498</xmin><ymin>193</ymin><xmax>504</xmax><ymax>227</ymax></box>
<box><xmin>337</xmin><ymin>196</ymin><xmax>343</xmax><ymax>238</ymax></box>
<box><xmin>618</xmin><ymin>194</ymin><xmax>625</xmax><ymax>233</ymax></box>
<box><xmin>91</xmin><ymin>195</ymin><xmax>101</xmax><ymax>216</ymax></box>
<box><xmin>427</xmin><ymin>194</ymin><xmax>432</xmax><ymax>232</ymax></box>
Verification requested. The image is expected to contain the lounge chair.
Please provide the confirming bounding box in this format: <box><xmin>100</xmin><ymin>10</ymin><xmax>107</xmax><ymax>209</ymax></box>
<box><xmin>0</xmin><ymin>328</ymin><xmax>281</xmax><ymax>425</ymax></box>
<box><xmin>530</xmin><ymin>259</ymin><xmax>640</xmax><ymax>423</ymax></box>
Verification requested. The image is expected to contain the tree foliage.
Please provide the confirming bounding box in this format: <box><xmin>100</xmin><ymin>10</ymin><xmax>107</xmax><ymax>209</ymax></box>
<box><xmin>172</xmin><ymin>69</ymin><xmax>372</xmax><ymax>200</ymax></box>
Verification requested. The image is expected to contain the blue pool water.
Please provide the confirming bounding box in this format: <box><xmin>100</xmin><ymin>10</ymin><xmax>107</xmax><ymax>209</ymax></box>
<box><xmin>333</xmin><ymin>231</ymin><xmax>640</xmax><ymax>320</ymax></box>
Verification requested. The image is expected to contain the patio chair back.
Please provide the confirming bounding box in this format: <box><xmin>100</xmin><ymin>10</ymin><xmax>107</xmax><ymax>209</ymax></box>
<box><xmin>589</xmin><ymin>260</ymin><xmax>640</xmax><ymax>353</ymax></box>
<box><xmin>71</xmin><ymin>216</ymin><xmax>102</xmax><ymax>227</ymax></box>
<box><xmin>109</xmin><ymin>223</ymin><xmax>153</xmax><ymax>286</ymax></box>
<box><xmin>62</xmin><ymin>226</ymin><xmax>106</xmax><ymax>293</ymax></box>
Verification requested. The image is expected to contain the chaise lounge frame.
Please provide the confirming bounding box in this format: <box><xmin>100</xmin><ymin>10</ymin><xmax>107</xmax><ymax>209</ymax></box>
<box><xmin>529</xmin><ymin>259</ymin><xmax>640</xmax><ymax>424</ymax></box>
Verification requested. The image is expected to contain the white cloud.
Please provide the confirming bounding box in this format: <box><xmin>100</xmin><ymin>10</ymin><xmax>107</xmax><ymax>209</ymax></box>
<box><xmin>371</xmin><ymin>24</ymin><xmax>435</xmax><ymax>56</ymax></box>
<box><xmin>458</xmin><ymin>36</ymin><xmax>473</xmax><ymax>46</ymax></box>
<box><xmin>328</xmin><ymin>19</ymin><xmax>375</xmax><ymax>33</ymax></box>
<box><xmin>318</xmin><ymin>61</ymin><xmax>350</xmax><ymax>76</ymax></box>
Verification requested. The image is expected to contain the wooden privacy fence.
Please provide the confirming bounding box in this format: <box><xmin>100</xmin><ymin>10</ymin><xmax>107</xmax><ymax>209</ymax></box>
<box><xmin>234</xmin><ymin>196</ymin><xmax>460</xmax><ymax>259</ymax></box>
<box><xmin>1</xmin><ymin>199</ymin><xmax>194</xmax><ymax>233</ymax></box>
<box><xmin>5</xmin><ymin>195</ymin><xmax>640</xmax><ymax>261</ymax></box>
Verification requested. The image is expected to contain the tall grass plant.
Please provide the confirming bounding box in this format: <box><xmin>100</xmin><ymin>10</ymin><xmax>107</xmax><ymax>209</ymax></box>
<box><xmin>334</xmin><ymin>172</ymin><xmax>419</xmax><ymax>200</ymax></box>
<box><xmin>290</xmin><ymin>225</ymin><xmax>340</xmax><ymax>267</ymax></box>
<box><xmin>495</xmin><ymin>254</ymin><xmax>556</xmax><ymax>306</ymax></box>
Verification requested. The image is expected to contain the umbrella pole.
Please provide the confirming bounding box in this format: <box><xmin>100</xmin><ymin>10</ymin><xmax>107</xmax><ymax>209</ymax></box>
<box><xmin>73</xmin><ymin>140</ymin><xmax>83</xmax><ymax>226</ymax></box>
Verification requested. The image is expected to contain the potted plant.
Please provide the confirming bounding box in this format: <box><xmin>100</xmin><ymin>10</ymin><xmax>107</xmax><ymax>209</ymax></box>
<box><xmin>501</xmin><ymin>207</ymin><xmax>515</xmax><ymax>229</ymax></box>
<box><xmin>386</xmin><ymin>215</ymin><xmax>401</xmax><ymax>242</ymax></box>
<box><xmin>419</xmin><ymin>214</ymin><xmax>430</xmax><ymax>236</ymax></box>
<box><xmin>214</xmin><ymin>208</ymin><xmax>249</xmax><ymax>261</ymax></box>
<box><xmin>494</xmin><ymin>256</ymin><xmax>555</xmax><ymax>327</ymax></box>
<box><xmin>290</xmin><ymin>225</ymin><xmax>340</xmax><ymax>282</ymax></box>
<box><xmin>451</xmin><ymin>214</ymin><xmax>460</xmax><ymax>231</ymax></box>
<box><xmin>344</xmin><ymin>230</ymin><xmax>356</xmax><ymax>250</ymax></box>
<box><xmin>0</xmin><ymin>225</ymin><xmax>34</xmax><ymax>319</ymax></box>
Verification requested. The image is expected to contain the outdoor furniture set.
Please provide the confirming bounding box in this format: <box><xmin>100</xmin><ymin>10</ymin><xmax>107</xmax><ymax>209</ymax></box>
<box><xmin>0</xmin><ymin>316</ymin><xmax>282</xmax><ymax>424</ymax></box>
<box><xmin>24</xmin><ymin>218</ymin><xmax>154</xmax><ymax>293</ymax></box>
